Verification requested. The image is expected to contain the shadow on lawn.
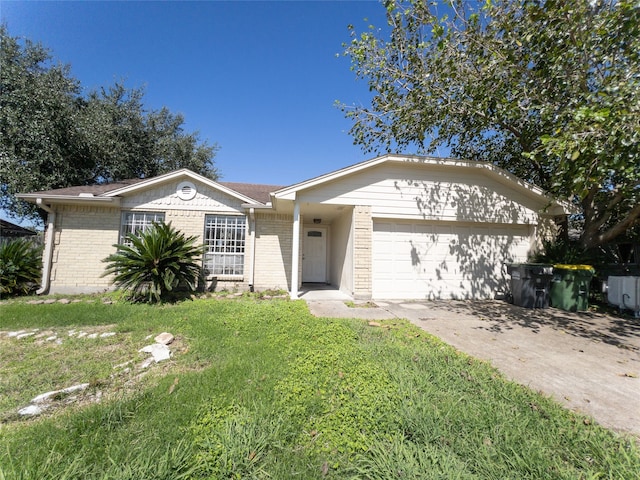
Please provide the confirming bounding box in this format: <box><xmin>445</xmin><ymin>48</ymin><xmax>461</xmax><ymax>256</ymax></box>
<box><xmin>427</xmin><ymin>300</ymin><xmax>640</xmax><ymax>351</ymax></box>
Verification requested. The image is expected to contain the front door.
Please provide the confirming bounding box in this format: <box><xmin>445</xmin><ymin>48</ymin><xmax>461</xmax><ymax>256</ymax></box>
<box><xmin>302</xmin><ymin>227</ymin><xmax>327</xmax><ymax>283</ymax></box>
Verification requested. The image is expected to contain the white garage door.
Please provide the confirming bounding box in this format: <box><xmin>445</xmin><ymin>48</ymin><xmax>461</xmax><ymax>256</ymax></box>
<box><xmin>372</xmin><ymin>221</ymin><xmax>532</xmax><ymax>300</ymax></box>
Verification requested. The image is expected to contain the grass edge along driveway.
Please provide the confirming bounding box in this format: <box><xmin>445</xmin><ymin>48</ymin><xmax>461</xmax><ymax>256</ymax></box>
<box><xmin>0</xmin><ymin>296</ymin><xmax>638</xmax><ymax>479</ymax></box>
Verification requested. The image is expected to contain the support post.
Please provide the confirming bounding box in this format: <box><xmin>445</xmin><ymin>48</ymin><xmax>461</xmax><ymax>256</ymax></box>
<box><xmin>290</xmin><ymin>200</ymin><xmax>300</xmax><ymax>299</ymax></box>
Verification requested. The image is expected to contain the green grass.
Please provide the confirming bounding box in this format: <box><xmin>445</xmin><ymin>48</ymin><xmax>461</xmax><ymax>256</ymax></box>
<box><xmin>0</xmin><ymin>295</ymin><xmax>638</xmax><ymax>479</ymax></box>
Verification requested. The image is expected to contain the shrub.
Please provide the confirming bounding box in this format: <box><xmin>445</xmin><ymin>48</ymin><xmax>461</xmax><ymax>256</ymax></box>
<box><xmin>0</xmin><ymin>238</ymin><xmax>42</xmax><ymax>296</ymax></box>
<box><xmin>102</xmin><ymin>222</ymin><xmax>202</xmax><ymax>303</ymax></box>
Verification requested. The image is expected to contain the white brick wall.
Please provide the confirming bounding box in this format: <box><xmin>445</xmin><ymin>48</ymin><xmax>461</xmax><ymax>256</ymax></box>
<box><xmin>49</xmin><ymin>205</ymin><xmax>121</xmax><ymax>294</ymax></box>
<box><xmin>353</xmin><ymin>205</ymin><xmax>372</xmax><ymax>299</ymax></box>
<box><xmin>49</xmin><ymin>206</ymin><xmax>255</xmax><ymax>294</ymax></box>
<box><xmin>252</xmin><ymin>213</ymin><xmax>292</xmax><ymax>291</ymax></box>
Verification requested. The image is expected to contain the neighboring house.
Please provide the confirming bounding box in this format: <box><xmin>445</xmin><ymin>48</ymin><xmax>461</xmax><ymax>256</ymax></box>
<box><xmin>17</xmin><ymin>154</ymin><xmax>567</xmax><ymax>300</ymax></box>
<box><xmin>0</xmin><ymin>219</ymin><xmax>38</xmax><ymax>244</ymax></box>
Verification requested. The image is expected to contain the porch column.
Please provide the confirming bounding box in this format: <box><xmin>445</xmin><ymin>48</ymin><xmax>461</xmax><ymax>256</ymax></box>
<box><xmin>290</xmin><ymin>200</ymin><xmax>301</xmax><ymax>299</ymax></box>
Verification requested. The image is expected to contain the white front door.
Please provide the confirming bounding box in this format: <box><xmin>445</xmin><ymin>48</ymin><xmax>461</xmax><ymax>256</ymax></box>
<box><xmin>302</xmin><ymin>227</ymin><xmax>327</xmax><ymax>283</ymax></box>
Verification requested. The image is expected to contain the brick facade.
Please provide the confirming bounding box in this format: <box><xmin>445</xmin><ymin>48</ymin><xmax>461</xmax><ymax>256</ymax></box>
<box><xmin>252</xmin><ymin>212</ymin><xmax>292</xmax><ymax>291</ymax></box>
<box><xmin>49</xmin><ymin>205</ymin><xmax>121</xmax><ymax>293</ymax></box>
<box><xmin>47</xmin><ymin>206</ymin><xmax>296</xmax><ymax>295</ymax></box>
<box><xmin>352</xmin><ymin>205</ymin><xmax>372</xmax><ymax>299</ymax></box>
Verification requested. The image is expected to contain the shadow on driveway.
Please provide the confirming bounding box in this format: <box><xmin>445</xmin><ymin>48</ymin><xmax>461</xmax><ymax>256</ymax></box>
<box><xmin>422</xmin><ymin>300</ymin><xmax>640</xmax><ymax>351</ymax></box>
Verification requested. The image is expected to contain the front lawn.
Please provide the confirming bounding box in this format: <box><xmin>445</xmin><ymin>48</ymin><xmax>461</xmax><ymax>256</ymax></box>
<box><xmin>0</xmin><ymin>295</ymin><xmax>638</xmax><ymax>479</ymax></box>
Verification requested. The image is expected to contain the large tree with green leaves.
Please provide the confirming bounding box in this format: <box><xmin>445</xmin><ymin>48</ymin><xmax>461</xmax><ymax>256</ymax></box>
<box><xmin>0</xmin><ymin>25</ymin><xmax>219</xmax><ymax>225</ymax></box>
<box><xmin>341</xmin><ymin>0</ymin><xmax>639</xmax><ymax>249</ymax></box>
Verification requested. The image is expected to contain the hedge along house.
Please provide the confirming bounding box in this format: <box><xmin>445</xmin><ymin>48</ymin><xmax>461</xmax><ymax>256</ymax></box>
<box><xmin>18</xmin><ymin>154</ymin><xmax>567</xmax><ymax>300</ymax></box>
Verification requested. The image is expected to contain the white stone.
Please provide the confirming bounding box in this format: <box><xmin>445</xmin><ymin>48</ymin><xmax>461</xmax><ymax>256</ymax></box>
<box><xmin>16</xmin><ymin>332</ymin><xmax>35</xmax><ymax>339</ymax></box>
<box><xmin>139</xmin><ymin>343</ymin><xmax>171</xmax><ymax>362</ymax></box>
<box><xmin>100</xmin><ymin>332</ymin><xmax>116</xmax><ymax>338</ymax></box>
<box><xmin>31</xmin><ymin>383</ymin><xmax>89</xmax><ymax>404</ymax></box>
<box><xmin>140</xmin><ymin>357</ymin><xmax>154</xmax><ymax>369</ymax></box>
<box><xmin>32</xmin><ymin>390</ymin><xmax>60</xmax><ymax>404</ymax></box>
<box><xmin>18</xmin><ymin>404</ymin><xmax>46</xmax><ymax>416</ymax></box>
<box><xmin>8</xmin><ymin>330</ymin><xmax>26</xmax><ymax>337</ymax></box>
<box><xmin>60</xmin><ymin>383</ymin><xmax>90</xmax><ymax>395</ymax></box>
<box><xmin>113</xmin><ymin>360</ymin><xmax>133</xmax><ymax>369</ymax></box>
<box><xmin>87</xmin><ymin>333</ymin><xmax>98</xmax><ymax>339</ymax></box>
<box><xmin>154</xmin><ymin>332</ymin><xmax>174</xmax><ymax>345</ymax></box>
<box><xmin>45</xmin><ymin>336</ymin><xmax>57</xmax><ymax>342</ymax></box>
<box><xmin>77</xmin><ymin>332</ymin><xmax>88</xmax><ymax>338</ymax></box>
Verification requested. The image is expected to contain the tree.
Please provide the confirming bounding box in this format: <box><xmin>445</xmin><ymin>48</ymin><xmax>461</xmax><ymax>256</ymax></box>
<box><xmin>0</xmin><ymin>26</ymin><xmax>219</xmax><ymax>225</ymax></box>
<box><xmin>341</xmin><ymin>0</ymin><xmax>640</xmax><ymax>249</ymax></box>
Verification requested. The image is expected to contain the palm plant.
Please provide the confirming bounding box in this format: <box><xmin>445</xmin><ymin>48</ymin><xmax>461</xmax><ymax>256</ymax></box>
<box><xmin>0</xmin><ymin>238</ymin><xmax>42</xmax><ymax>296</ymax></box>
<box><xmin>103</xmin><ymin>222</ymin><xmax>203</xmax><ymax>303</ymax></box>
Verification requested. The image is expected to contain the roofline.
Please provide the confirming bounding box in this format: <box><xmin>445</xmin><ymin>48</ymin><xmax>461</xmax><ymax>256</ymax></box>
<box><xmin>273</xmin><ymin>155</ymin><xmax>390</xmax><ymax>198</ymax></box>
<box><xmin>102</xmin><ymin>169</ymin><xmax>263</xmax><ymax>205</ymax></box>
<box><xmin>273</xmin><ymin>153</ymin><xmax>568</xmax><ymax>210</ymax></box>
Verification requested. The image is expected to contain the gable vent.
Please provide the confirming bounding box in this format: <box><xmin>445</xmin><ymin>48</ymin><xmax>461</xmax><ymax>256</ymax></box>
<box><xmin>176</xmin><ymin>181</ymin><xmax>197</xmax><ymax>201</ymax></box>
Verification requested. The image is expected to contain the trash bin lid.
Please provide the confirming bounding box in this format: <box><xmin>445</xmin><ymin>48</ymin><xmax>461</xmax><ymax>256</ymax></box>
<box><xmin>524</xmin><ymin>263</ymin><xmax>554</xmax><ymax>275</ymax></box>
<box><xmin>554</xmin><ymin>264</ymin><xmax>595</xmax><ymax>272</ymax></box>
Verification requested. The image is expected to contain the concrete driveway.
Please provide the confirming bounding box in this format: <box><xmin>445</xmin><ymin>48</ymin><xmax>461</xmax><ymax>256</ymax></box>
<box><xmin>306</xmin><ymin>298</ymin><xmax>640</xmax><ymax>439</ymax></box>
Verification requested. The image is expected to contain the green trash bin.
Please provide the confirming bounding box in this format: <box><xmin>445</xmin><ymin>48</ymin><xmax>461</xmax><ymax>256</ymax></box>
<box><xmin>550</xmin><ymin>264</ymin><xmax>595</xmax><ymax>312</ymax></box>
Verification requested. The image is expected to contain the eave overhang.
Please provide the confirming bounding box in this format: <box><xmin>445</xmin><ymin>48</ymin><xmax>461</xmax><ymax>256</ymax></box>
<box><xmin>17</xmin><ymin>194</ymin><xmax>121</xmax><ymax>207</ymax></box>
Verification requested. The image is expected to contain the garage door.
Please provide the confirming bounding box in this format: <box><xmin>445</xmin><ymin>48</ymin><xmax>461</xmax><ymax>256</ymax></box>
<box><xmin>372</xmin><ymin>221</ymin><xmax>531</xmax><ymax>299</ymax></box>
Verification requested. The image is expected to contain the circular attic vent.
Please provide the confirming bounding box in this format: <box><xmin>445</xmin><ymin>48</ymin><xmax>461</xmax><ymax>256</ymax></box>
<box><xmin>176</xmin><ymin>181</ymin><xmax>197</xmax><ymax>201</ymax></box>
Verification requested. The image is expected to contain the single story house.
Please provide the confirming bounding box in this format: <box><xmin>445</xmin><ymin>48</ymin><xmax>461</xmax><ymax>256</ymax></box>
<box><xmin>0</xmin><ymin>219</ymin><xmax>38</xmax><ymax>244</ymax></box>
<box><xmin>18</xmin><ymin>154</ymin><xmax>567</xmax><ymax>299</ymax></box>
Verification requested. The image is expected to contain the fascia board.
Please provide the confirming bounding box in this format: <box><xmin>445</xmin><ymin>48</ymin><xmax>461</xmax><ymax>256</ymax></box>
<box><xmin>17</xmin><ymin>194</ymin><xmax>121</xmax><ymax>206</ymax></box>
<box><xmin>241</xmin><ymin>203</ymin><xmax>273</xmax><ymax>209</ymax></box>
<box><xmin>103</xmin><ymin>169</ymin><xmax>260</xmax><ymax>205</ymax></box>
<box><xmin>273</xmin><ymin>155</ymin><xmax>391</xmax><ymax>200</ymax></box>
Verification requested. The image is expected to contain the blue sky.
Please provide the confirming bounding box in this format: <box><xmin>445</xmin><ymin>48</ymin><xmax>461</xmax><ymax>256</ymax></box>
<box><xmin>2</xmin><ymin>0</ymin><xmax>396</xmax><ymax>187</ymax></box>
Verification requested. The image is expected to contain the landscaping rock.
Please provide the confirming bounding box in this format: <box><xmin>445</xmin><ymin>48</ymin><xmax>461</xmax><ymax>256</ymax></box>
<box><xmin>8</xmin><ymin>330</ymin><xmax>27</xmax><ymax>337</ymax></box>
<box><xmin>32</xmin><ymin>383</ymin><xmax>90</xmax><ymax>404</ymax></box>
<box><xmin>100</xmin><ymin>332</ymin><xmax>116</xmax><ymax>338</ymax></box>
<box><xmin>18</xmin><ymin>404</ymin><xmax>47</xmax><ymax>416</ymax></box>
<box><xmin>140</xmin><ymin>357</ymin><xmax>155</xmax><ymax>369</ymax></box>
<box><xmin>16</xmin><ymin>332</ymin><xmax>35</xmax><ymax>339</ymax></box>
<box><xmin>139</xmin><ymin>343</ymin><xmax>171</xmax><ymax>362</ymax></box>
<box><xmin>43</xmin><ymin>299</ymin><xmax>57</xmax><ymax>304</ymax></box>
<box><xmin>58</xmin><ymin>298</ymin><xmax>71</xmax><ymax>304</ymax></box>
<box><xmin>154</xmin><ymin>332</ymin><xmax>174</xmax><ymax>345</ymax></box>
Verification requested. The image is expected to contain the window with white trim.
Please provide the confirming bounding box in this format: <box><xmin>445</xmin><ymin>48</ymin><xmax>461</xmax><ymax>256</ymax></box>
<box><xmin>119</xmin><ymin>211</ymin><xmax>165</xmax><ymax>245</ymax></box>
<box><xmin>203</xmin><ymin>215</ymin><xmax>246</xmax><ymax>276</ymax></box>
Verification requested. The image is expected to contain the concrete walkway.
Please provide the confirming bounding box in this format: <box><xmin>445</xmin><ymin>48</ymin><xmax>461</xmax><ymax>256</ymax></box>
<box><xmin>306</xmin><ymin>298</ymin><xmax>640</xmax><ymax>440</ymax></box>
